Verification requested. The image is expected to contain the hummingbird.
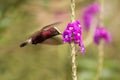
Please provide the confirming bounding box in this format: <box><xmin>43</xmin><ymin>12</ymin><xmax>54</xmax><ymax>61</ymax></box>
<box><xmin>20</xmin><ymin>22</ymin><xmax>62</xmax><ymax>47</ymax></box>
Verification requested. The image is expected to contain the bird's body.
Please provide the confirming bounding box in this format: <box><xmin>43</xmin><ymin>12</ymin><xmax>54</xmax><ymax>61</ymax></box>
<box><xmin>31</xmin><ymin>27</ymin><xmax>61</xmax><ymax>44</ymax></box>
<box><xmin>20</xmin><ymin>22</ymin><xmax>61</xmax><ymax>47</ymax></box>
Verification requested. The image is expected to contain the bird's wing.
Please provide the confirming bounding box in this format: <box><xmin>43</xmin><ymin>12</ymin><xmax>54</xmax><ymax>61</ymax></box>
<box><xmin>41</xmin><ymin>36</ymin><xmax>63</xmax><ymax>45</ymax></box>
<box><xmin>41</xmin><ymin>22</ymin><xmax>61</xmax><ymax>31</ymax></box>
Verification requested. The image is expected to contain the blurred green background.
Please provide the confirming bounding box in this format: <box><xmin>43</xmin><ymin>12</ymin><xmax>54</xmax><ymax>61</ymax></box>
<box><xmin>0</xmin><ymin>0</ymin><xmax>120</xmax><ymax>80</ymax></box>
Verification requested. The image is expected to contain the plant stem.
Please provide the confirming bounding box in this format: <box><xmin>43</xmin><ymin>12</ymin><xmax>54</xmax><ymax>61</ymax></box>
<box><xmin>70</xmin><ymin>0</ymin><xmax>77</xmax><ymax>80</ymax></box>
<box><xmin>99</xmin><ymin>0</ymin><xmax>104</xmax><ymax>26</ymax></box>
<box><xmin>71</xmin><ymin>0</ymin><xmax>75</xmax><ymax>22</ymax></box>
<box><xmin>95</xmin><ymin>41</ymin><xmax>104</xmax><ymax>80</ymax></box>
<box><xmin>70</xmin><ymin>43</ymin><xmax>77</xmax><ymax>80</ymax></box>
<box><xmin>95</xmin><ymin>0</ymin><xmax>104</xmax><ymax>80</ymax></box>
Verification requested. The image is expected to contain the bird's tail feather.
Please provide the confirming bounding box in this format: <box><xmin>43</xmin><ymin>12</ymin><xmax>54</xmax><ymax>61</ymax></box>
<box><xmin>20</xmin><ymin>39</ymin><xmax>31</xmax><ymax>47</ymax></box>
<box><xmin>20</xmin><ymin>41</ymin><xmax>28</xmax><ymax>47</ymax></box>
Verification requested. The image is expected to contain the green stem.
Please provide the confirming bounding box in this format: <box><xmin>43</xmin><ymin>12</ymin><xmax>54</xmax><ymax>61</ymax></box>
<box><xmin>70</xmin><ymin>43</ymin><xmax>77</xmax><ymax>80</ymax></box>
<box><xmin>70</xmin><ymin>0</ymin><xmax>77</xmax><ymax>80</ymax></box>
<box><xmin>71</xmin><ymin>0</ymin><xmax>75</xmax><ymax>22</ymax></box>
<box><xmin>99</xmin><ymin>0</ymin><xmax>104</xmax><ymax>26</ymax></box>
<box><xmin>95</xmin><ymin>0</ymin><xmax>104</xmax><ymax>80</ymax></box>
<box><xmin>95</xmin><ymin>41</ymin><xmax>104</xmax><ymax>80</ymax></box>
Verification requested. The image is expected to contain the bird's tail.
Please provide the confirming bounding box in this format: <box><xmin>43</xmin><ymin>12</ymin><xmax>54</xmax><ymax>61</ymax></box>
<box><xmin>20</xmin><ymin>39</ymin><xmax>31</xmax><ymax>47</ymax></box>
<box><xmin>20</xmin><ymin>41</ymin><xmax>28</xmax><ymax>47</ymax></box>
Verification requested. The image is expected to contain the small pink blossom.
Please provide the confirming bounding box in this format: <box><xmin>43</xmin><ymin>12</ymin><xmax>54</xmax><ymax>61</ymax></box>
<box><xmin>62</xmin><ymin>20</ymin><xmax>85</xmax><ymax>53</ymax></box>
<box><xmin>94</xmin><ymin>27</ymin><xmax>112</xmax><ymax>44</ymax></box>
<box><xmin>82</xmin><ymin>3</ymin><xmax>100</xmax><ymax>30</ymax></box>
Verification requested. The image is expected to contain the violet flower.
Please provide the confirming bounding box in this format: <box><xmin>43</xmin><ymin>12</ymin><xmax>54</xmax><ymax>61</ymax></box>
<box><xmin>62</xmin><ymin>20</ymin><xmax>85</xmax><ymax>53</ymax></box>
<box><xmin>82</xmin><ymin>3</ymin><xmax>99</xmax><ymax>30</ymax></box>
<box><xmin>94</xmin><ymin>27</ymin><xmax>112</xmax><ymax>44</ymax></box>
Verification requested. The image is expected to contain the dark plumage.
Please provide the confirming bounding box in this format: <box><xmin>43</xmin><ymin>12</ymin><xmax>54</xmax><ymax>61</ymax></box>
<box><xmin>20</xmin><ymin>22</ymin><xmax>62</xmax><ymax>47</ymax></box>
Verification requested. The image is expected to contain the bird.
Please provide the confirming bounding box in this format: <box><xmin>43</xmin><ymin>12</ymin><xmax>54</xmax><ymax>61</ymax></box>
<box><xmin>20</xmin><ymin>22</ymin><xmax>62</xmax><ymax>47</ymax></box>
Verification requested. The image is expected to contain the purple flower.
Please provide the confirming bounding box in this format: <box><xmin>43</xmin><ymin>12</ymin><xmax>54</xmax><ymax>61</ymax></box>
<box><xmin>62</xmin><ymin>20</ymin><xmax>85</xmax><ymax>53</ymax></box>
<box><xmin>82</xmin><ymin>3</ymin><xmax>99</xmax><ymax>30</ymax></box>
<box><xmin>94</xmin><ymin>27</ymin><xmax>112</xmax><ymax>44</ymax></box>
<box><xmin>85</xmin><ymin>3</ymin><xmax>100</xmax><ymax>14</ymax></box>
